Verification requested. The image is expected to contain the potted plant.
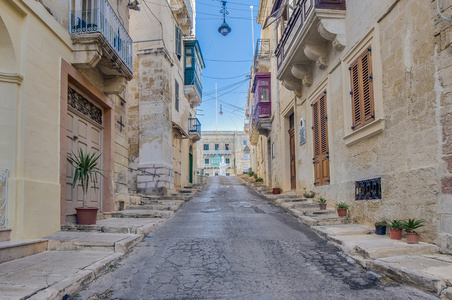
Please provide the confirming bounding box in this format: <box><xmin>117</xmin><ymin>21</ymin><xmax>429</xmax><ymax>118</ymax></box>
<box><xmin>318</xmin><ymin>197</ymin><xmax>327</xmax><ymax>210</ymax></box>
<box><xmin>67</xmin><ymin>148</ymin><xmax>104</xmax><ymax>225</ymax></box>
<box><xmin>255</xmin><ymin>177</ymin><xmax>263</xmax><ymax>182</ymax></box>
<box><xmin>272</xmin><ymin>187</ymin><xmax>281</xmax><ymax>194</ymax></box>
<box><xmin>375</xmin><ymin>221</ymin><xmax>387</xmax><ymax>235</ymax></box>
<box><xmin>247</xmin><ymin>169</ymin><xmax>254</xmax><ymax>177</ymax></box>
<box><xmin>303</xmin><ymin>188</ymin><xmax>316</xmax><ymax>199</ymax></box>
<box><xmin>335</xmin><ymin>201</ymin><xmax>349</xmax><ymax>217</ymax></box>
<box><xmin>387</xmin><ymin>220</ymin><xmax>403</xmax><ymax>240</ymax></box>
<box><xmin>401</xmin><ymin>218</ymin><xmax>425</xmax><ymax>244</ymax></box>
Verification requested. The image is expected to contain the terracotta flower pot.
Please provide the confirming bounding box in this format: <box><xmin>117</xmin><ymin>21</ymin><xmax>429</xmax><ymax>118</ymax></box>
<box><xmin>405</xmin><ymin>232</ymin><xmax>420</xmax><ymax>244</ymax></box>
<box><xmin>75</xmin><ymin>207</ymin><xmax>99</xmax><ymax>225</ymax></box>
<box><xmin>319</xmin><ymin>204</ymin><xmax>327</xmax><ymax>210</ymax></box>
<box><xmin>389</xmin><ymin>228</ymin><xmax>402</xmax><ymax>240</ymax></box>
<box><xmin>337</xmin><ymin>208</ymin><xmax>347</xmax><ymax>217</ymax></box>
<box><xmin>273</xmin><ymin>188</ymin><xmax>280</xmax><ymax>194</ymax></box>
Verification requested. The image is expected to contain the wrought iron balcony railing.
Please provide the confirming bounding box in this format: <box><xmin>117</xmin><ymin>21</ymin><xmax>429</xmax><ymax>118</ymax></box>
<box><xmin>0</xmin><ymin>168</ymin><xmax>8</xmax><ymax>229</ymax></box>
<box><xmin>69</xmin><ymin>0</ymin><xmax>133</xmax><ymax>72</ymax></box>
<box><xmin>275</xmin><ymin>0</ymin><xmax>345</xmax><ymax>71</ymax></box>
<box><xmin>188</xmin><ymin>118</ymin><xmax>201</xmax><ymax>135</ymax></box>
<box><xmin>254</xmin><ymin>39</ymin><xmax>270</xmax><ymax>71</ymax></box>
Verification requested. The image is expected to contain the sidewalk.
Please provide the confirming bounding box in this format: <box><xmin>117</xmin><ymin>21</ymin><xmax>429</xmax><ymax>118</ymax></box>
<box><xmin>238</xmin><ymin>175</ymin><xmax>452</xmax><ymax>299</ymax></box>
<box><xmin>0</xmin><ymin>184</ymin><xmax>205</xmax><ymax>300</ymax></box>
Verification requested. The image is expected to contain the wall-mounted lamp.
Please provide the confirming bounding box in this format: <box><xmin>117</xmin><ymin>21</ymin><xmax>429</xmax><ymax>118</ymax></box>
<box><xmin>128</xmin><ymin>0</ymin><xmax>140</xmax><ymax>11</ymax></box>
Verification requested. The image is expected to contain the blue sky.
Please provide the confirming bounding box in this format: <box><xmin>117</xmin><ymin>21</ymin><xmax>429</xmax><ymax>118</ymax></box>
<box><xmin>196</xmin><ymin>0</ymin><xmax>261</xmax><ymax>131</ymax></box>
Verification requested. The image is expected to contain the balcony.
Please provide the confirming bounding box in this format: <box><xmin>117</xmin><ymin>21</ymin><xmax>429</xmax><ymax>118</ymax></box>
<box><xmin>170</xmin><ymin>0</ymin><xmax>194</xmax><ymax>35</ymax></box>
<box><xmin>254</xmin><ymin>39</ymin><xmax>271</xmax><ymax>72</ymax></box>
<box><xmin>252</xmin><ymin>73</ymin><xmax>271</xmax><ymax>135</ymax></box>
<box><xmin>184</xmin><ymin>40</ymin><xmax>205</xmax><ymax>107</ymax></box>
<box><xmin>244</xmin><ymin>121</ymin><xmax>250</xmax><ymax>134</ymax></box>
<box><xmin>188</xmin><ymin>118</ymin><xmax>201</xmax><ymax>142</ymax></box>
<box><xmin>69</xmin><ymin>0</ymin><xmax>133</xmax><ymax>90</ymax></box>
<box><xmin>203</xmin><ymin>150</ymin><xmax>232</xmax><ymax>155</ymax></box>
<box><xmin>274</xmin><ymin>0</ymin><xmax>346</xmax><ymax>96</ymax></box>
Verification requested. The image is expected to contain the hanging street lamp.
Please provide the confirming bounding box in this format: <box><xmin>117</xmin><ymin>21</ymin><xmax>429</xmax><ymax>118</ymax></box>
<box><xmin>218</xmin><ymin>0</ymin><xmax>231</xmax><ymax>36</ymax></box>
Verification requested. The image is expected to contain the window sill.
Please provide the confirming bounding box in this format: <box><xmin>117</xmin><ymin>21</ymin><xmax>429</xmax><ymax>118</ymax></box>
<box><xmin>343</xmin><ymin>118</ymin><xmax>385</xmax><ymax>147</ymax></box>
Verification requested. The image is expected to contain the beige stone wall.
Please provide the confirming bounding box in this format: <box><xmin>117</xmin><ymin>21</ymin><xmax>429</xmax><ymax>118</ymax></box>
<box><xmin>250</xmin><ymin>0</ymin><xmax>447</xmax><ymax>247</ymax></box>
<box><xmin>0</xmin><ymin>0</ymin><xmax>73</xmax><ymax>239</ymax></box>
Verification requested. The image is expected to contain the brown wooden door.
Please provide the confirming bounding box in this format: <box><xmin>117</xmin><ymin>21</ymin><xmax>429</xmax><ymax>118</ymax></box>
<box><xmin>66</xmin><ymin>110</ymin><xmax>102</xmax><ymax>214</ymax></box>
<box><xmin>312</xmin><ymin>92</ymin><xmax>330</xmax><ymax>186</ymax></box>
<box><xmin>289</xmin><ymin>113</ymin><xmax>296</xmax><ymax>190</ymax></box>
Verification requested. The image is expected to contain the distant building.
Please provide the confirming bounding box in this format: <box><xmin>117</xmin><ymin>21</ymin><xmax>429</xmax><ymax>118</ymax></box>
<box><xmin>197</xmin><ymin>132</ymin><xmax>250</xmax><ymax>176</ymax></box>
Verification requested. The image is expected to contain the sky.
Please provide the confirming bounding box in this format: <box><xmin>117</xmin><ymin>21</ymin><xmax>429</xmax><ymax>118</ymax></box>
<box><xmin>195</xmin><ymin>0</ymin><xmax>262</xmax><ymax>132</ymax></box>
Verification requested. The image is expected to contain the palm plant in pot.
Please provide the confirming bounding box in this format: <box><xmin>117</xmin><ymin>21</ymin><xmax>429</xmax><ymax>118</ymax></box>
<box><xmin>335</xmin><ymin>201</ymin><xmax>349</xmax><ymax>217</ymax></box>
<box><xmin>401</xmin><ymin>218</ymin><xmax>425</xmax><ymax>244</ymax></box>
<box><xmin>318</xmin><ymin>197</ymin><xmax>327</xmax><ymax>210</ymax></box>
<box><xmin>388</xmin><ymin>219</ymin><xmax>403</xmax><ymax>240</ymax></box>
<box><xmin>67</xmin><ymin>148</ymin><xmax>104</xmax><ymax>225</ymax></box>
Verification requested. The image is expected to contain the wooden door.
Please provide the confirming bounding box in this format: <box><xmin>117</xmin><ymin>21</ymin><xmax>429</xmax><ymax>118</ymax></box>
<box><xmin>66</xmin><ymin>110</ymin><xmax>102</xmax><ymax>214</ymax></box>
<box><xmin>312</xmin><ymin>92</ymin><xmax>330</xmax><ymax>186</ymax></box>
<box><xmin>289</xmin><ymin>113</ymin><xmax>296</xmax><ymax>190</ymax></box>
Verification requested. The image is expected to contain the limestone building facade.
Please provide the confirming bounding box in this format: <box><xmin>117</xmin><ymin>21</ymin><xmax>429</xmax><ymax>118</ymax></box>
<box><xmin>196</xmin><ymin>131</ymin><xmax>251</xmax><ymax>176</ymax></box>
<box><xmin>126</xmin><ymin>0</ymin><xmax>204</xmax><ymax>197</ymax></box>
<box><xmin>247</xmin><ymin>0</ymin><xmax>452</xmax><ymax>253</ymax></box>
<box><xmin>0</xmin><ymin>0</ymin><xmax>132</xmax><ymax>239</ymax></box>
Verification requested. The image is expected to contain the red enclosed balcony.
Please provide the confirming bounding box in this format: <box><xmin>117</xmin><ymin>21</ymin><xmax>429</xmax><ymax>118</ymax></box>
<box><xmin>252</xmin><ymin>73</ymin><xmax>271</xmax><ymax>135</ymax></box>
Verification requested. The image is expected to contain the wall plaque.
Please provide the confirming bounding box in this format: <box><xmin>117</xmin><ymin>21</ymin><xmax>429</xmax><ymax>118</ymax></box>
<box><xmin>299</xmin><ymin>118</ymin><xmax>306</xmax><ymax>146</ymax></box>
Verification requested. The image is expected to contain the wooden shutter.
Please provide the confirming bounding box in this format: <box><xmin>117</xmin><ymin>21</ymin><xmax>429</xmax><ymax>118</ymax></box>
<box><xmin>175</xmin><ymin>26</ymin><xmax>182</xmax><ymax>58</ymax></box>
<box><xmin>350</xmin><ymin>48</ymin><xmax>374</xmax><ymax>130</ymax></box>
<box><xmin>312</xmin><ymin>92</ymin><xmax>330</xmax><ymax>186</ymax></box>
<box><xmin>175</xmin><ymin>80</ymin><xmax>179</xmax><ymax>112</ymax></box>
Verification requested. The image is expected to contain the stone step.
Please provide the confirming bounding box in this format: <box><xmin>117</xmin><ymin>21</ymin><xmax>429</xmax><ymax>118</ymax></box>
<box><xmin>112</xmin><ymin>210</ymin><xmax>173</xmax><ymax>219</ymax></box>
<box><xmin>178</xmin><ymin>189</ymin><xmax>193</xmax><ymax>194</ymax></box>
<box><xmin>136</xmin><ymin>194</ymin><xmax>185</xmax><ymax>201</ymax></box>
<box><xmin>281</xmin><ymin>202</ymin><xmax>318</xmax><ymax>210</ymax></box>
<box><xmin>312</xmin><ymin>224</ymin><xmax>373</xmax><ymax>239</ymax></box>
<box><xmin>329</xmin><ymin>234</ymin><xmax>439</xmax><ymax>260</ymax></box>
<box><xmin>127</xmin><ymin>204</ymin><xmax>180</xmax><ymax>211</ymax></box>
<box><xmin>299</xmin><ymin>214</ymin><xmax>349</xmax><ymax>227</ymax></box>
<box><xmin>139</xmin><ymin>199</ymin><xmax>185</xmax><ymax>206</ymax></box>
<box><xmin>61</xmin><ymin>218</ymin><xmax>163</xmax><ymax>236</ymax></box>
<box><xmin>45</xmin><ymin>231</ymin><xmax>142</xmax><ymax>253</ymax></box>
<box><xmin>0</xmin><ymin>239</ymin><xmax>48</xmax><ymax>264</ymax></box>
<box><xmin>0</xmin><ymin>228</ymin><xmax>11</xmax><ymax>242</ymax></box>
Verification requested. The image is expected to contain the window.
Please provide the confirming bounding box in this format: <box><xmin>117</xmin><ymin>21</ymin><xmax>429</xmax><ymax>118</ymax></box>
<box><xmin>350</xmin><ymin>47</ymin><xmax>374</xmax><ymax>130</ymax></box>
<box><xmin>175</xmin><ymin>80</ymin><xmax>179</xmax><ymax>112</ymax></box>
<box><xmin>205</xmin><ymin>158</ymin><xmax>210</xmax><ymax>165</ymax></box>
<box><xmin>226</xmin><ymin>158</ymin><xmax>230</xmax><ymax>164</ymax></box>
<box><xmin>225</xmin><ymin>144</ymin><xmax>230</xmax><ymax>150</ymax></box>
<box><xmin>272</xmin><ymin>142</ymin><xmax>275</xmax><ymax>158</ymax></box>
<box><xmin>205</xmin><ymin>172</ymin><xmax>209</xmax><ymax>176</ymax></box>
<box><xmin>312</xmin><ymin>91</ymin><xmax>330</xmax><ymax>186</ymax></box>
<box><xmin>175</xmin><ymin>26</ymin><xmax>182</xmax><ymax>59</ymax></box>
<box><xmin>243</xmin><ymin>140</ymin><xmax>247</xmax><ymax>145</ymax></box>
<box><xmin>261</xmin><ymin>88</ymin><xmax>269</xmax><ymax>102</ymax></box>
<box><xmin>215</xmin><ymin>144</ymin><xmax>219</xmax><ymax>150</ymax></box>
<box><xmin>226</xmin><ymin>172</ymin><xmax>230</xmax><ymax>176</ymax></box>
<box><xmin>244</xmin><ymin>153</ymin><xmax>250</xmax><ymax>160</ymax></box>
<box><xmin>203</xmin><ymin>144</ymin><xmax>209</xmax><ymax>150</ymax></box>
<box><xmin>185</xmin><ymin>56</ymin><xmax>192</xmax><ymax>68</ymax></box>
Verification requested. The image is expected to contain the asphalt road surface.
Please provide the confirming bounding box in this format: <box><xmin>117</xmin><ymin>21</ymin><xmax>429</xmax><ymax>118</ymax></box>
<box><xmin>76</xmin><ymin>176</ymin><xmax>436</xmax><ymax>300</ymax></box>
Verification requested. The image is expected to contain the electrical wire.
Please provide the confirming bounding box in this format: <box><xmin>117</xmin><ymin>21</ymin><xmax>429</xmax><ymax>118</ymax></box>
<box><xmin>203</xmin><ymin>72</ymin><xmax>250</xmax><ymax>79</ymax></box>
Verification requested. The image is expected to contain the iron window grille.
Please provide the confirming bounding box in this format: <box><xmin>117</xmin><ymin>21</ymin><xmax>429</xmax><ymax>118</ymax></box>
<box><xmin>355</xmin><ymin>178</ymin><xmax>381</xmax><ymax>200</ymax></box>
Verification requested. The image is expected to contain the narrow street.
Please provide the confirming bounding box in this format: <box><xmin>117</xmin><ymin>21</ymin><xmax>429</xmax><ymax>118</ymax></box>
<box><xmin>77</xmin><ymin>177</ymin><xmax>434</xmax><ymax>300</ymax></box>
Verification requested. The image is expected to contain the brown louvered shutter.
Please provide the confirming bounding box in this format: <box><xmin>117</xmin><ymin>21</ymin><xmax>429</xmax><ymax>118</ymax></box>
<box><xmin>312</xmin><ymin>91</ymin><xmax>330</xmax><ymax>186</ymax></box>
<box><xmin>350</xmin><ymin>48</ymin><xmax>374</xmax><ymax>130</ymax></box>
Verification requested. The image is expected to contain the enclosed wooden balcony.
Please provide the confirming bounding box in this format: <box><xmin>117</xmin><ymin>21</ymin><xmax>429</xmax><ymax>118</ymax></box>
<box><xmin>252</xmin><ymin>73</ymin><xmax>272</xmax><ymax>135</ymax></box>
<box><xmin>254</xmin><ymin>39</ymin><xmax>271</xmax><ymax>73</ymax></box>
<box><xmin>273</xmin><ymin>0</ymin><xmax>346</xmax><ymax>95</ymax></box>
<box><xmin>184</xmin><ymin>40</ymin><xmax>205</xmax><ymax>107</ymax></box>
<box><xmin>188</xmin><ymin>118</ymin><xmax>201</xmax><ymax>142</ymax></box>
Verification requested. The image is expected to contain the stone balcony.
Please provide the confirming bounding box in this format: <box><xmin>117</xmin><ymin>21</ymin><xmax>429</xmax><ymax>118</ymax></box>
<box><xmin>169</xmin><ymin>0</ymin><xmax>194</xmax><ymax>35</ymax></box>
<box><xmin>254</xmin><ymin>39</ymin><xmax>271</xmax><ymax>73</ymax></box>
<box><xmin>274</xmin><ymin>0</ymin><xmax>346</xmax><ymax>96</ymax></box>
<box><xmin>69</xmin><ymin>0</ymin><xmax>133</xmax><ymax>94</ymax></box>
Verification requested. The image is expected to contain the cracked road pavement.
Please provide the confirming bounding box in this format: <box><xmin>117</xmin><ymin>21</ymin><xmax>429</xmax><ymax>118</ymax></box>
<box><xmin>76</xmin><ymin>176</ymin><xmax>436</xmax><ymax>300</ymax></box>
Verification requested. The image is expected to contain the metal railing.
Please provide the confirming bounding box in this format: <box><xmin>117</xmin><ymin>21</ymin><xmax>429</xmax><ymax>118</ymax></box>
<box><xmin>0</xmin><ymin>169</ymin><xmax>8</xmax><ymax>228</ymax></box>
<box><xmin>188</xmin><ymin>118</ymin><xmax>201</xmax><ymax>135</ymax></box>
<box><xmin>69</xmin><ymin>0</ymin><xmax>133</xmax><ymax>72</ymax></box>
<box><xmin>253</xmin><ymin>39</ymin><xmax>270</xmax><ymax>71</ymax></box>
